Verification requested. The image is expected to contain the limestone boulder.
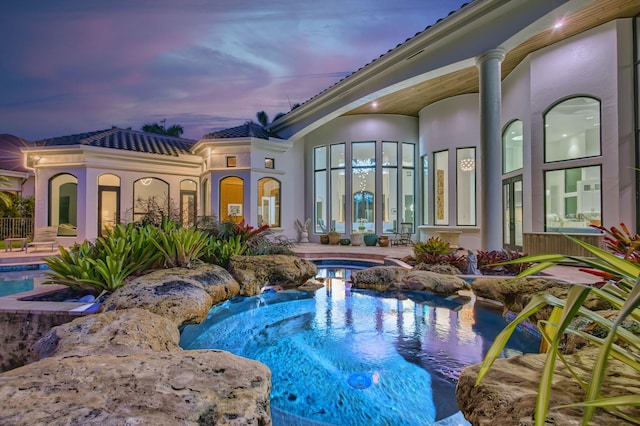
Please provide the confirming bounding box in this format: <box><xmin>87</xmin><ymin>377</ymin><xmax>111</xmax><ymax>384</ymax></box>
<box><xmin>137</xmin><ymin>264</ymin><xmax>240</xmax><ymax>304</ymax></box>
<box><xmin>472</xmin><ymin>276</ymin><xmax>610</xmax><ymax>323</ymax></box>
<box><xmin>0</xmin><ymin>350</ymin><xmax>272</xmax><ymax>426</ymax></box>
<box><xmin>32</xmin><ymin>308</ymin><xmax>180</xmax><ymax>360</ymax></box>
<box><xmin>350</xmin><ymin>266</ymin><xmax>469</xmax><ymax>295</ymax></box>
<box><xmin>101</xmin><ymin>264</ymin><xmax>240</xmax><ymax>326</ymax></box>
<box><xmin>228</xmin><ymin>255</ymin><xmax>317</xmax><ymax>296</ymax></box>
<box><xmin>101</xmin><ymin>279</ymin><xmax>212</xmax><ymax>326</ymax></box>
<box><xmin>456</xmin><ymin>349</ymin><xmax>640</xmax><ymax>425</ymax></box>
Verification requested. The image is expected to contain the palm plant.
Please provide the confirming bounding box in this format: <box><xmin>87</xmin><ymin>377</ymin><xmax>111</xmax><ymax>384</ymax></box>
<box><xmin>0</xmin><ymin>175</ymin><xmax>13</xmax><ymax>210</ymax></box>
<box><xmin>476</xmin><ymin>235</ymin><xmax>640</xmax><ymax>425</ymax></box>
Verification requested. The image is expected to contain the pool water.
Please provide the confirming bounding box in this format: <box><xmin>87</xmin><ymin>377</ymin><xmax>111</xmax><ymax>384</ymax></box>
<box><xmin>0</xmin><ymin>271</ymin><xmax>46</xmax><ymax>297</ymax></box>
<box><xmin>180</xmin><ymin>268</ymin><xmax>540</xmax><ymax>425</ymax></box>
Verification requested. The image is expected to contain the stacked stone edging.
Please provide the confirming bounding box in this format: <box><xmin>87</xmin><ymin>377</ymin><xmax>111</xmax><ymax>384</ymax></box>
<box><xmin>0</xmin><ymin>261</ymin><xmax>277</xmax><ymax>425</ymax></box>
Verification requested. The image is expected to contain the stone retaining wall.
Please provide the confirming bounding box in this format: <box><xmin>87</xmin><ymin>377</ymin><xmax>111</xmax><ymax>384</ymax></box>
<box><xmin>0</xmin><ymin>310</ymin><xmax>85</xmax><ymax>372</ymax></box>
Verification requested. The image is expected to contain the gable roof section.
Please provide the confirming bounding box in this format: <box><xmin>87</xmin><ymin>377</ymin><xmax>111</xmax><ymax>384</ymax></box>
<box><xmin>204</xmin><ymin>122</ymin><xmax>281</xmax><ymax>140</ymax></box>
<box><xmin>35</xmin><ymin>128</ymin><xmax>196</xmax><ymax>156</ymax></box>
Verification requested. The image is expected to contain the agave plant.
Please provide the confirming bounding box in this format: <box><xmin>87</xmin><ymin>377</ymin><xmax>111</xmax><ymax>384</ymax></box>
<box><xmin>476</xmin><ymin>235</ymin><xmax>640</xmax><ymax>425</ymax></box>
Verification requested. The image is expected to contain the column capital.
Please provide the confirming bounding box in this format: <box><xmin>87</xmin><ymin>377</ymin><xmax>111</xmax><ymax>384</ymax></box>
<box><xmin>475</xmin><ymin>48</ymin><xmax>506</xmax><ymax>66</ymax></box>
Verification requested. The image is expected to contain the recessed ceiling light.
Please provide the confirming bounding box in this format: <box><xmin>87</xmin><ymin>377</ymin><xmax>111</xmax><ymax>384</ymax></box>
<box><xmin>553</xmin><ymin>20</ymin><xmax>564</xmax><ymax>29</ymax></box>
<box><xmin>562</xmin><ymin>134</ymin><xmax>567</xmax><ymax>138</ymax></box>
<box><xmin>372</xmin><ymin>101</ymin><xmax>378</xmax><ymax>108</ymax></box>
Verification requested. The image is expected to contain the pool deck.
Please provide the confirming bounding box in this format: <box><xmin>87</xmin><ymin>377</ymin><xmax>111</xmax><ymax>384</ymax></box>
<box><xmin>0</xmin><ymin>243</ymin><xmax>600</xmax><ymax>315</ymax></box>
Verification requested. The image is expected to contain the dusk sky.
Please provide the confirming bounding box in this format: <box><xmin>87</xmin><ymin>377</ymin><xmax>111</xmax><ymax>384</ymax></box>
<box><xmin>1</xmin><ymin>1</ymin><xmax>468</xmax><ymax>141</ymax></box>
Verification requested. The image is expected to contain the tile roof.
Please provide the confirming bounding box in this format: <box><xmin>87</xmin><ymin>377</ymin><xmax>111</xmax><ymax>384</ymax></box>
<box><xmin>204</xmin><ymin>122</ymin><xmax>281</xmax><ymax>140</ymax></box>
<box><xmin>34</xmin><ymin>128</ymin><xmax>196</xmax><ymax>156</ymax></box>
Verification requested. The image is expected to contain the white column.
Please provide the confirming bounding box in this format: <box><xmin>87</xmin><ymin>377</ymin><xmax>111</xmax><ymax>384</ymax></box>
<box><xmin>476</xmin><ymin>49</ymin><xmax>505</xmax><ymax>251</ymax></box>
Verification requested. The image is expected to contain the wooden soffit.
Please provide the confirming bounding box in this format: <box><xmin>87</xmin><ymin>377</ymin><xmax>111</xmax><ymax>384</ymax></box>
<box><xmin>344</xmin><ymin>0</ymin><xmax>640</xmax><ymax>117</ymax></box>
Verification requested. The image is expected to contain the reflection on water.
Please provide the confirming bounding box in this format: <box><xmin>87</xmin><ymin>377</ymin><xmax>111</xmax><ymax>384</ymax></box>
<box><xmin>181</xmin><ymin>268</ymin><xmax>540</xmax><ymax>426</ymax></box>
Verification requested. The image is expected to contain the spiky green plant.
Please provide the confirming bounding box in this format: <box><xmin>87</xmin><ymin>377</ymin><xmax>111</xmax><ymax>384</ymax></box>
<box><xmin>207</xmin><ymin>235</ymin><xmax>246</xmax><ymax>267</ymax></box>
<box><xmin>476</xmin><ymin>235</ymin><xmax>640</xmax><ymax>425</ymax></box>
<box><xmin>152</xmin><ymin>226</ymin><xmax>210</xmax><ymax>268</ymax></box>
<box><xmin>44</xmin><ymin>223</ymin><xmax>161</xmax><ymax>293</ymax></box>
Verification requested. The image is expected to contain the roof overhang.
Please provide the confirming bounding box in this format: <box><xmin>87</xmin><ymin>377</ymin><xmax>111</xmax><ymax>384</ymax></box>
<box><xmin>270</xmin><ymin>0</ymin><xmax>639</xmax><ymax>141</ymax></box>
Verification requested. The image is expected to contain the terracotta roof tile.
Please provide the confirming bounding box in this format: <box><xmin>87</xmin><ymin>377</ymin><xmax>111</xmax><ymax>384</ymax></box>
<box><xmin>34</xmin><ymin>128</ymin><xmax>196</xmax><ymax>156</ymax></box>
<box><xmin>204</xmin><ymin>122</ymin><xmax>280</xmax><ymax>140</ymax></box>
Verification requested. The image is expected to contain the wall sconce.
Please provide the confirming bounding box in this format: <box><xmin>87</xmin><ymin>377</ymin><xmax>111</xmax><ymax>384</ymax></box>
<box><xmin>140</xmin><ymin>178</ymin><xmax>153</xmax><ymax>186</ymax></box>
<box><xmin>459</xmin><ymin>158</ymin><xmax>475</xmax><ymax>172</ymax></box>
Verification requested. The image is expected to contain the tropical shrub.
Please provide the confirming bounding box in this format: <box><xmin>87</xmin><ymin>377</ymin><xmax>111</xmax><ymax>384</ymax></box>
<box><xmin>206</xmin><ymin>235</ymin><xmax>247</xmax><ymax>267</ymax></box>
<box><xmin>413</xmin><ymin>237</ymin><xmax>452</xmax><ymax>257</ymax></box>
<box><xmin>477</xmin><ymin>235</ymin><xmax>640</xmax><ymax>425</ymax></box>
<box><xmin>152</xmin><ymin>226</ymin><xmax>210</xmax><ymax>268</ymax></box>
<box><xmin>476</xmin><ymin>248</ymin><xmax>532</xmax><ymax>275</ymax></box>
<box><xmin>44</xmin><ymin>223</ymin><xmax>161</xmax><ymax>294</ymax></box>
<box><xmin>591</xmin><ymin>222</ymin><xmax>640</xmax><ymax>265</ymax></box>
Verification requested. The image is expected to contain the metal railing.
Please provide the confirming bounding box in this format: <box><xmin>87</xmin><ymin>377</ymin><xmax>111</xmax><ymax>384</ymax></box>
<box><xmin>0</xmin><ymin>218</ymin><xmax>34</xmax><ymax>239</ymax></box>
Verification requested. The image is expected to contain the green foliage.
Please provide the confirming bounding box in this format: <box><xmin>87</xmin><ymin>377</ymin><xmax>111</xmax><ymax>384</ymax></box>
<box><xmin>206</xmin><ymin>235</ymin><xmax>247</xmax><ymax>267</ymax></box>
<box><xmin>413</xmin><ymin>237</ymin><xmax>452</xmax><ymax>257</ymax></box>
<box><xmin>152</xmin><ymin>226</ymin><xmax>210</xmax><ymax>268</ymax></box>
<box><xmin>477</xmin><ymin>235</ymin><xmax>640</xmax><ymax>425</ymax></box>
<box><xmin>0</xmin><ymin>194</ymin><xmax>34</xmax><ymax>218</ymax></box>
<box><xmin>43</xmin><ymin>223</ymin><xmax>162</xmax><ymax>294</ymax></box>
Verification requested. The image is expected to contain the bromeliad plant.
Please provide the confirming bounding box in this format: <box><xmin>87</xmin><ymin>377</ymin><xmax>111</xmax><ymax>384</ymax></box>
<box><xmin>476</xmin><ymin>235</ymin><xmax>640</xmax><ymax>425</ymax></box>
<box><xmin>44</xmin><ymin>223</ymin><xmax>161</xmax><ymax>294</ymax></box>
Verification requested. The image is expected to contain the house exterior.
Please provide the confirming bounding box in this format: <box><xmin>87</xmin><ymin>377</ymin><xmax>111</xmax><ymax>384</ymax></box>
<box><xmin>18</xmin><ymin>0</ymin><xmax>640</xmax><ymax>253</ymax></box>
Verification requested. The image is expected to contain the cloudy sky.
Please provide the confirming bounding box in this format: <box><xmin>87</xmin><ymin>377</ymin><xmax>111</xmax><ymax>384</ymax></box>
<box><xmin>0</xmin><ymin>0</ymin><xmax>468</xmax><ymax>141</ymax></box>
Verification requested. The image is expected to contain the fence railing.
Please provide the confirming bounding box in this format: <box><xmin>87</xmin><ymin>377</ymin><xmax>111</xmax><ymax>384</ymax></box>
<box><xmin>0</xmin><ymin>218</ymin><xmax>34</xmax><ymax>240</ymax></box>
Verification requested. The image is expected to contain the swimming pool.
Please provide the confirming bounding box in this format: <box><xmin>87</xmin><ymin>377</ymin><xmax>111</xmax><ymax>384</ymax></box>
<box><xmin>180</xmin><ymin>268</ymin><xmax>540</xmax><ymax>425</ymax></box>
<box><xmin>0</xmin><ymin>270</ymin><xmax>47</xmax><ymax>297</ymax></box>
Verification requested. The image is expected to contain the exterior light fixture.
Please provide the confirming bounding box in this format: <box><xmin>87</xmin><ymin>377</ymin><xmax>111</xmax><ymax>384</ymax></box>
<box><xmin>553</xmin><ymin>20</ymin><xmax>564</xmax><ymax>29</ymax></box>
<box><xmin>459</xmin><ymin>158</ymin><xmax>475</xmax><ymax>172</ymax></box>
<box><xmin>372</xmin><ymin>101</ymin><xmax>378</xmax><ymax>108</ymax></box>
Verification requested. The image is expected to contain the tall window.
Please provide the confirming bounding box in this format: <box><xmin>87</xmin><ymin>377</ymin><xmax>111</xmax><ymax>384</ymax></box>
<box><xmin>258</xmin><ymin>178</ymin><xmax>280</xmax><ymax>227</ymax></box>
<box><xmin>314</xmin><ymin>146</ymin><xmax>327</xmax><ymax>233</ymax></box>
<box><xmin>98</xmin><ymin>173</ymin><xmax>120</xmax><ymax>236</ymax></box>
<box><xmin>434</xmin><ymin>151</ymin><xmax>449</xmax><ymax>225</ymax></box>
<box><xmin>49</xmin><ymin>173</ymin><xmax>78</xmax><ymax>236</ymax></box>
<box><xmin>351</xmin><ymin>142</ymin><xmax>374</xmax><ymax>233</ymax></box>
<box><xmin>331</xmin><ymin>143</ymin><xmax>346</xmax><ymax>233</ymax></box>
<box><xmin>401</xmin><ymin>143</ymin><xmax>415</xmax><ymax>231</ymax></box>
<box><xmin>422</xmin><ymin>155</ymin><xmax>428</xmax><ymax>225</ymax></box>
<box><xmin>220</xmin><ymin>176</ymin><xmax>244</xmax><ymax>223</ymax></box>
<box><xmin>544</xmin><ymin>96</ymin><xmax>601</xmax><ymax>163</ymax></box>
<box><xmin>133</xmin><ymin>178</ymin><xmax>169</xmax><ymax>223</ymax></box>
<box><xmin>456</xmin><ymin>148</ymin><xmax>476</xmax><ymax>225</ymax></box>
<box><xmin>380</xmin><ymin>142</ymin><xmax>397</xmax><ymax>234</ymax></box>
<box><xmin>180</xmin><ymin>179</ymin><xmax>197</xmax><ymax>228</ymax></box>
<box><xmin>545</xmin><ymin>166</ymin><xmax>601</xmax><ymax>232</ymax></box>
<box><xmin>503</xmin><ymin>120</ymin><xmax>523</xmax><ymax>173</ymax></box>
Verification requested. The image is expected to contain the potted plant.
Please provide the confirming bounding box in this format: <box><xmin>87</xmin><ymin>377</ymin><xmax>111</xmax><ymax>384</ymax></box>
<box><xmin>363</xmin><ymin>233</ymin><xmax>378</xmax><ymax>247</ymax></box>
<box><xmin>328</xmin><ymin>229</ymin><xmax>341</xmax><ymax>245</ymax></box>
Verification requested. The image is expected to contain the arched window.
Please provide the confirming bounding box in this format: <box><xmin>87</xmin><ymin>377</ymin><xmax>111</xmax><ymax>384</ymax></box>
<box><xmin>220</xmin><ymin>176</ymin><xmax>244</xmax><ymax>223</ymax></box>
<box><xmin>544</xmin><ymin>96</ymin><xmax>601</xmax><ymax>163</ymax></box>
<box><xmin>98</xmin><ymin>174</ymin><xmax>120</xmax><ymax>236</ymax></box>
<box><xmin>49</xmin><ymin>173</ymin><xmax>78</xmax><ymax>236</ymax></box>
<box><xmin>180</xmin><ymin>179</ymin><xmax>197</xmax><ymax>228</ymax></box>
<box><xmin>133</xmin><ymin>177</ymin><xmax>169</xmax><ymax>223</ymax></box>
<box><xmin>503</xmin><ymin>120</ymin><xmax>523</xmax><ymax>173</ymax></box>
<box><xmin>257</xmin><ymin>178</ymin><xmax>280</xmax><ymax>227</ymax></box>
